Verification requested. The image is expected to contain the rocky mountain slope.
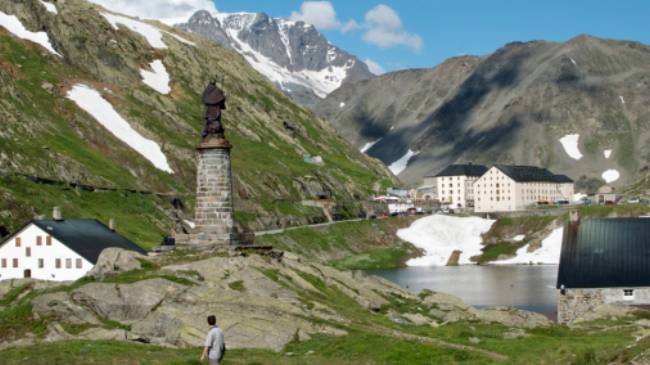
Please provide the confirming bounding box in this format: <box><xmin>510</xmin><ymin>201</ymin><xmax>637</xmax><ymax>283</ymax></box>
<box><xmin>0</xmin><ymin>0</ymin><xmax>395</xmax><ymax>247</ymax></box>
<box><xmin>177</xmin><ymin>10</ymin><xmax>374</xmax><ymax>108</ymax></box>
<box><xmin>316</xmin><ymin>36</ymin><xmax>650</xmax><ymax>187</ymax></box>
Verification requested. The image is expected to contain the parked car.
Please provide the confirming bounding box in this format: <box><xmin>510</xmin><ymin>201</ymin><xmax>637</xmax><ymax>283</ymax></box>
<box><xmin>555</xmin><ymin>200</ymin><xmax>570</xmax><ymax>205</ymax></box>
<box><xmin>628</xmin><ymin>198</ymin><xmax>641</xmax><ymax>204</ymax></box>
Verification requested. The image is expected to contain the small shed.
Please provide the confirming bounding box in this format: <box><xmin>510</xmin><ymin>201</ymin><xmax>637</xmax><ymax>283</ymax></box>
<box><xmin>557</xmin><ymin>217</ymin><xmax>650</xmax><ymax>324</ymax></box>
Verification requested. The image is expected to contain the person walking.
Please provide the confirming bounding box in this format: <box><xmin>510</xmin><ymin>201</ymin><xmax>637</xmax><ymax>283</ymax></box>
<box><xmin>200</xmin><ymin>315</ymin><xmax>225</xmax><ymax>365</ymax></box>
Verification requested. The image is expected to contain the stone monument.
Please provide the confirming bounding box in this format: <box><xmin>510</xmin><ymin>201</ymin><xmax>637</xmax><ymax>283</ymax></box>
<box><xmin>190</xmin><ymin>80</ymin><xmax>235</xmax><ymax>248</ymax></box>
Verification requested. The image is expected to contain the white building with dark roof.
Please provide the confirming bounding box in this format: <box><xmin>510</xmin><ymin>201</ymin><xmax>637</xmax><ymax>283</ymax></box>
<box><xmin>428</xmin><ymin>164</ymin><xmax>488</xmax><ymax>208</ymax></box>
<box><xmin>473</xmin><ymin>165</ymin><xmax>574</xmax><ymax>213</ymax></box>
<box><xmin>0</xmin><ymin>215</ymin><xmax>147</xmax><ymax>281</ymax></box>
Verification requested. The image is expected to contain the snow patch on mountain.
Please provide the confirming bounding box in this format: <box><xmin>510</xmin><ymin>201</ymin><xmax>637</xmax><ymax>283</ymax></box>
<box><xmin>66</xmin><ymin>84</ymin><xmax>173</xmax><ymax>173</ymax></box>
<box><xmin>102</xmin><ymin>12</ymin><xmax>167</xmax><ymax>49</ymax></box>
<box><xmin>0</xmin><ymin>11</ymin><xmax>61</xmax><ymax>56</ymax></box>
<box><xmin>39</xmin><ymin>0</ymin><xmax>58</xmax><ymax>14</ymax></box>
<box><xmin>559</xmin><ymin>134</ymin><xmax>583</xmax><ymax>160</ymax></box>
<box><xmin>494</xmin><ymin>227</ymin><xmax>563</xmax><ymax>265</ymax></box>
<box><xmin>140</xmin><ymin>60</ymin><xmax>171</xmax><ymax>94</ymax></box>
<box><xmin>604</xmin><ymin>149</ymin><xmax>612</xmax><ymax>159</ymax></box>
<box><xmin>164</xmin><ymin>31</ymin><xmax>196</xmax><ymax>46</ymax></box>
<box><xmin>602</xmin><ymin>169</ymin><xmax>620</xmax><ymax>183</ymax></box>
<box><xmin>401</xmin><ymin>214</ymin><xmax>496</xmax><ymax>266</ymax></box>
<box><xmin>360</xmin><ymin>138</ymin><xmax>381</xmax><ymax>153</ymax></box>
<box><xmin>389</xmin><ymin>149</ymin><xmax>418</xmax><ymax>175</ymax></box>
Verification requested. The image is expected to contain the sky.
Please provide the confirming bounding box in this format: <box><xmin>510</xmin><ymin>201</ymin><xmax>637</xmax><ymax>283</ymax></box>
<box><xmin>89</xmin><ymin>0</ymin><xmax>650</xmax><ymax>74</ymax></box>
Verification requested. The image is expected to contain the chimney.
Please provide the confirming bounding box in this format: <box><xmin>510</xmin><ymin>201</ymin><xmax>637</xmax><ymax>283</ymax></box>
<box><xmin>52</xmin><ymin>207</ymin><xmax>63</xmax><ymax>221</ymax></box>
<box><xmin>109</xmin><ymin>218</ymin><xmax>115</xmax><ymax>231</ymax></box>
<box><xmin>569</xmin><ymin>210</ymin><xmax>579</xmax><ymax>223</ymax></box>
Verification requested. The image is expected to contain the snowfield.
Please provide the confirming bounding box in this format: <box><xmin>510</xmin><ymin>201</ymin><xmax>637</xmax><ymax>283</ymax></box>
<box><xmin>400</xmin><ymin>214</ymin><xmax>496</xmax><ymax>266</ymax></box>
<box><xmin>39</xmin><ymin>0</ymin><xmax>58</xmax><ymax>14</ymax></box>
<box><xmin>102</xmin><ymin>12</ymin><xmax>167</xmax><ymax>49</ymax></box>
<box><xmin>360</xmin><ymin>138</ymin><xmax>381</xmax><ymax>153</ymax></box>
<box><xmin>602</xmin><ymin>169</ymin><xmax>620</xmax><ymax>183</ymax></box>
<box><xmin>140</xmin><ymin>60</ymin><xmax>171</xmax><ymax>94</ymax></box>
<box><xmin>495</xmin><ymin>227</ymin><xmax>564</xmax><ymax>265</ymax></box>
<box><xmin>604</xmin><ymin>149</ymin><xmax>612</xmax><ymax>159</ymax></box>
<box><xmin>559</xmin><ymin>134</ymin><xmax>583</xmax><ymax>160</ymax></box>
<box><xmin>512</xmin><ymin>234</ymin><xmax>526</xmax><ymax>242</ymax></box>
<box><xmin>389</xmin><ymin>149</ymin><xmax>418</xmax><ymax>175</ymax></box>
<box><xmin>0</xmin><ymin>11</ymin><xmax>61</xmax><ymax>56</ymax></box>
<box><xmin>66</xmin><ymin>84</ymin><xmax>173</xmax><ymax>173</ymax></box>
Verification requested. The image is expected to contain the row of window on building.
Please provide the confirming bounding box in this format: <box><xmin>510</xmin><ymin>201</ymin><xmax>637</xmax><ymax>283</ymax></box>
<box><xmin>1</xmin><ymin>258</ymin><xmax>83</xmax><ymax>269</ymax></box>
<box><xmin>14</xmin><ymin>236</ymin><xmax>53</xmax><ymax>247</ymax></box>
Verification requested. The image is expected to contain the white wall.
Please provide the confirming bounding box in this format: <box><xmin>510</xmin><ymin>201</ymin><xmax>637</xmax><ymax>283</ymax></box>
<box><xmin>0</xmin><ymin>224</ymin><xmax>92</xmax><ymax>282</ymax></box>
<box><xmin>474</xmin><ymin>167</ymin><xmax>517</xmax><ymax>213</ymax></box>
<box><xmin>437</xmin><ymin>175</ymin><xmax>479</xmax><ymax>208</ymax></box>
<box><xmin>475</xmin><ymin>167</ymin><xmax>576</xmax><ymax>213</ymax></box>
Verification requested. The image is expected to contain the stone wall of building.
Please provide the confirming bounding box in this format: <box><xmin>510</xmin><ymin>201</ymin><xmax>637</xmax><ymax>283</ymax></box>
<box><xmin>191</xmin><ymin>144</ymin><xmax>234</xmax><ymax>248</ymax></box>
<box><xmin>558</xmin><ymin>288</ymin><xmax>650</xmax><ymax>324</ymax></box>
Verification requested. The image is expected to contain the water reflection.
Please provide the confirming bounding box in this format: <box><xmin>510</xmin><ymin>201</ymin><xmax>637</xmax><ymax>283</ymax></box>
<box><xmin>368</xmin><ymin>265</ymin><xmax>558</xmax><ymax>318</ymax></box>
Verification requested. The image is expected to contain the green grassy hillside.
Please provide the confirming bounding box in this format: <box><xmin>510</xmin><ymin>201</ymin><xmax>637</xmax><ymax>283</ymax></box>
<box><xmin>0</xmin><ymin>0</ymin><xmax>395</xmax><ymax>247</ymax></box>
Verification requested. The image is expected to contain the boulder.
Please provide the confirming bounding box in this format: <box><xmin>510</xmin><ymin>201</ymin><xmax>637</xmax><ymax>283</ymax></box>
<box><xmin>403</xmin><ymin>312</ymin><xmax>438</xmax><ymax>327</ymax></box>
<box><xmin>71</xmin><ymin>279</ymin><xmax>187</xmax><ymax>323</ymax></box>
<box><xmin>31</xmin><ymin>292</ymin><xmax>101</xmax><ymax>325</ymax></box>
<box><xmin>86</xmin><ymin>248</ymin><xmax>147</xmax><ymax>280</ymax></box>
<box><xmin>476</xmin><ymin>307</ymin><xmax>552</xmax><ymax>329</ymax></box>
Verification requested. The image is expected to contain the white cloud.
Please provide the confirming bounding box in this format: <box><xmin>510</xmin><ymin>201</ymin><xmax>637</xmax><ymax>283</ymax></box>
<box><xmin>290</xmin><ymin>1</ymin><xmax>340</xmax><ymax>30</ymax></box>
<box><xmin>363</xmin><ymin>4</ymin><xmax>422</xmax><ymax>52</ymax></box>
<box><xmin>364</xmin><ymin>58</ymin><xmax>385</xmax><ymax>75</ymax></box>
<box><xmin>290</xmin><ymin>1</ymin><xmax>358</xmax><ymax>33</ymax></box>
<box><xmin>87</xmin><ymin>0</ymin><xmax>217</xmax><ymax>25</ymax></box>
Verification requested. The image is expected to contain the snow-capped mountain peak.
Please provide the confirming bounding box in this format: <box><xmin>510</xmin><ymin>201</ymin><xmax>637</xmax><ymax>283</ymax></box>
<box><xmin>177</xmin><ymin>10</ymin><xmax>373</xmax><ymax>107</ymax></box>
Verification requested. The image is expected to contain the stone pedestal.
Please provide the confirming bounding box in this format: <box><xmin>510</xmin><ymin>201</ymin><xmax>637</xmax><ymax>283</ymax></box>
<box><xmin>190</xmin><ymin>137</ymin><xmax>235</xmax><ymax>248</ymax></box>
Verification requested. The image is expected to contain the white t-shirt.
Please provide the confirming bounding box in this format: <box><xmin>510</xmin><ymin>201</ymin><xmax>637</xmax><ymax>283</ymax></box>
<box><xmin>204</xmin><ymin>327</ymin><xmax>225</xmax><ymax>360</ymax></box>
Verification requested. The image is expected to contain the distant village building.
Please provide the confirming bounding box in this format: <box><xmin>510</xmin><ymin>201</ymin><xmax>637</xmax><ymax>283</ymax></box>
<box><xmin>429</xmin><ymin>164</ymin><xmax>488</xmax><ymax>208</ymax></box>
<box><xmin>473</xmin><ymin>165</ymin><xmax>574</xmax><ymax>213</ymax></box>
<box><xmin>595</xmin><ymin>185</ymin><xmax>619</xmax><ymax>204</ymax></box>
<box><xmin>0</xmin><ymin>211</ymin><xmax>146</xmax><ymax>281</ymax></box>
<box><xmin>557</xmin><ymin>216</ymin><xmax>650</xmax><ymax>324</ymax></box>
<box><xmin>413</xmin><ymin>184</ymin><xmax>436</xmax><ymax>202</ymax></box>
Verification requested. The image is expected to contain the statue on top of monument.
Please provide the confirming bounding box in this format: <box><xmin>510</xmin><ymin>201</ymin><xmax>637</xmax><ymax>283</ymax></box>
<box><xmin>201</xmin><ymin>79</ymin><xmax>227</xmax><ymax>140</ymax></box>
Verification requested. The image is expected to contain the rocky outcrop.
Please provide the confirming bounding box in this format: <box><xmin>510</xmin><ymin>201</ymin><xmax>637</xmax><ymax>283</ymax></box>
<box><xmin>85</xmin><ymin>248</ymin><xmax>146</xmax><ymax>280</ymax></box>
<box><xmin>20</xmin><ymin>251</ymin><xmax>555</xmax><ymax>352</ymax></box>
<box><xmin>475</xmin><ymin>307</ymin><xmax>552</xmax><ymax>329</ymax></box>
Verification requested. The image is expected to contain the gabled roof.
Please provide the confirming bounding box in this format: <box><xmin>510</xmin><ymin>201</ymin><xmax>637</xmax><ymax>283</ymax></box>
<box><xmin>30</xmin><ymin>219</ymin><xmax>147</xmax><ymax>264</ymax></box>
<box><xmin>427</xmin><ymin>164</ymin><xmax>488</xmax><ymax>178</ymax></box>
<box><xmin>553</xmin><ymin>174</ymin><xmax>574</xmax><ymax>183</ymax></box>
<box><xmin>494</xmin><ymin>165</ymin><xmax>572</xmax><ymax>183</ymax></box>
<box><xmin>557</xmin><ymin>219</ymin><xmax>650</xmax><ymax>289</ymax></box>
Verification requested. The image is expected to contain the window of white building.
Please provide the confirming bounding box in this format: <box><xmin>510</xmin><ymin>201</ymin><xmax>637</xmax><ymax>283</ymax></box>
<box><xmin>624</xmin><ymin>289</ymin><xmax>635</xmax><ymax>300</ymax></box>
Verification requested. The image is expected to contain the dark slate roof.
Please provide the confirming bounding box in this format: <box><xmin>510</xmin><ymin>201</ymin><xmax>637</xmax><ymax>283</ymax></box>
<box><xmin>557</xmin><ymin>219</ymin><xmax>650</xmax><ymax>289</ymax></box>
<box><xmin>553</xmin><ymin>174</ymin><xmax>574</xmax><ymax>183</ymax></box>
<box><xmin>428</xmin><ymin>164</ymin><xmax>488</xmax><ymax>177</ymax></box>
<box><xmin>495</xmin><ymin>165</ymin><xmax>572</xmax><ymax>183</ymax></box>
<box><xmin>31</xmin><ymin>219</ymin><xmax>147</xmax><ymax>264</ymax></box>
